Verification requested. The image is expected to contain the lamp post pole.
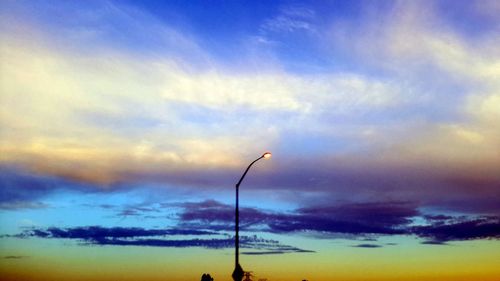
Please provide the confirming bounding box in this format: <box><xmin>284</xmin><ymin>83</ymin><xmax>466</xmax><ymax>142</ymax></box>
<box><xmin>232</xmin><ymin>152</ymin><xmax>271</xmax><ymax>281</ymax></box>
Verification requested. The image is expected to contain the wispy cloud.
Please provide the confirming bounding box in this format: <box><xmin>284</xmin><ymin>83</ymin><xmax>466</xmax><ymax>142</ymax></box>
<box><xmin>12</xmin><ymin>225</ymin><xmax>312</xmax><ymax>254</ymax></box>
<box><xmin>420</xmin><ymin>240</ymin><xmax>448</xmax><ymax>245</ymax></box>
<box><xmin>3</xmin><ymin>255</ymin><xmax>29</xmax><ymax>259</ymax></box>
<box><xmin>242</xmin><ymin>248</ymin><xmax>315</xmax><ymax>255</ymax></box>
<box><xmin>352</xmin><ymin>244</ymin><xmax>382</xmax><ymax>248</ymax></box>
<box><xmin>260</xmin><ymin>5</ymin><xmax>317</xmax><ymax>34</ymax></box>
<box><xmin>16</xmin><ymin>226</ymin><xmax>216</xmax><ymax>239</ymax></box>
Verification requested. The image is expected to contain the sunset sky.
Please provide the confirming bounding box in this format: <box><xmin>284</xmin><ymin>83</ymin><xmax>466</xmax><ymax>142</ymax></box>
<box><xmin>1</xmin><ymin>0</ymin><xmax>499</xmax><ymax>280</ymax></box>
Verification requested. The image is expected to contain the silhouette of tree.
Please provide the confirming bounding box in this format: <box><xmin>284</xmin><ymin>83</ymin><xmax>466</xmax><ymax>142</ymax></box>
<box><xmin>201</xmin><ymin>273</ymin><xmax>214</xmax><ymax>281</ymax></box>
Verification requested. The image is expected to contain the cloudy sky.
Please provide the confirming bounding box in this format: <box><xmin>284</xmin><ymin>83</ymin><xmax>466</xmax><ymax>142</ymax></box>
<box><xmin>1</xmin><ymin>0</ymin><xmax>499</xmax><ymax>280</ymax></box>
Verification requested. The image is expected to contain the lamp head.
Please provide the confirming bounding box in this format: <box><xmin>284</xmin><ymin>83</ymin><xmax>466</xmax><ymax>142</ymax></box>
<box><xmin>262</xmin><ymin>152</ymin><xmax>272</xmax><ymax>159</ymax></box>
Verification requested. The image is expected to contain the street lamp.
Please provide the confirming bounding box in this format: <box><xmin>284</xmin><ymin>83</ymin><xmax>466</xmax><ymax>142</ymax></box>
<box><xmin>232</xmin><ymin>152</ymin><xmax>272</xmax><ymax>281</ymax></box>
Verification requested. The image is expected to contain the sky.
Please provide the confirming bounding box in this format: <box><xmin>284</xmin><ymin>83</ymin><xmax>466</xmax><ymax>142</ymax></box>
<box><xmin>0</xmin><ymin>0</ymin><xmax>499</xmax><ymax>280</ymax></box>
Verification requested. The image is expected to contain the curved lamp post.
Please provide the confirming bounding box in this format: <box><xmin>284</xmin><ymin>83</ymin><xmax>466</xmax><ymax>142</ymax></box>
<box><xmin>232</xmin><ymin>152</ymin><xmax>272</xmax><ymax>281</ymax></box>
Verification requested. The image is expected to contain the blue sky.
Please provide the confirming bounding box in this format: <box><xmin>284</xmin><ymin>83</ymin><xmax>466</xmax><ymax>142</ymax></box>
<box><xmin>1</xmin><ymin>0</ymin><xmax>500</xmax><ymax>280</ymax></box>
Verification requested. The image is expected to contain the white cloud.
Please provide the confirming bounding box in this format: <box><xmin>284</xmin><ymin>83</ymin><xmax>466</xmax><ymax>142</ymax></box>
<box><xmin>321</xmin><ymin>0</ymin><xmax>500</xmax><ymax>170</ymax></box>
<box><xmin>0</xmin><ymin>12</ymin><xmax>402</xmax><ymax>184</ymax></box>
<box><xmin>260</xmin><ymin>5</ymin><xmax>317</xmax><ymax>34</ymax></box>
<box><xmin>2</xmin><ymin>0</ymin><xmax>497</xmax><ymax>188</ymax></box>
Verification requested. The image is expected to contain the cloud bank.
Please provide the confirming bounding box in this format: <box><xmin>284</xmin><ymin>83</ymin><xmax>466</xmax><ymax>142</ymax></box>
<box><xmin>7</xmin><ymin>199</ymin><xmax>499</xmax><ymax>253</ymax></box>
<box><xmin>14</xmin><ymin>225</ymin><xmax>312</xmax><ymax>255</ymax></box>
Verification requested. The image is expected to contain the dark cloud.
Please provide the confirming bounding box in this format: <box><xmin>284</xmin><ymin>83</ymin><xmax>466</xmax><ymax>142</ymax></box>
<box><xmin>297</xmin><ymin>202</ymin><xmax>417</xmax><ymax>226</ymax></box>
<box><xmin>0</xmin><ymin>166</ymin><xmax>57</xmax><ymax>204</ymax></box>
<box><xmin>267</xmin><ymin>215</ymin><xmax>406</xmax><ymax>235</ymax></box>
<box><xmin>0</xmin><ymin>200</ymin><xmax>49</xmax><ymax>210</ymax></box>
<box><xmin>412</xmin><ymin>216</ymin><xmax>500</xmax><ymax>242</ymax></box>
<box><xmin>179</xmin><ymin>200</ymin><xmax>234</xmax><ymax>223</ymax></box>
<box><xmin>352</xmin><ymin>244</ymin><xmax>382</xmax><ymax>248</ymax></box>
<box><xmin>420</xmin><ymin>240</ymin><xmax>448</xmax><ymax>245</ymax></box>
<box><xmin>278</xmin><ymin>202</ymin><xmax>417</xmax><ymax>234</ymax></box>
<box><xmin>3</xmin><ymin>154</ymin><xmax>500</xmax><ymax>217</ymax></box>
<box><xmin>13</xmin><ymin>226</ymin><xmax>313</xmax><ymax>254</ymax></box>
<box><xmin>177</xmin><ymin>200</ymin><xmax>416</xmax><ymax>235</ymax></box>
<box><xmin>0</xmin><ymin>165</ymin><xmax>95</xmax><ymax>207</ymax></box>
<box><xmin>240</xmin><ymin>236</ymin><xmax>315</xmax><ymax>254</ymax></box>
<box><xmin>16</xmin><ymin>226</ymin><xmax>231</xmax><ymax>249</ymax></box>
<box><xmin>242</xmin><ymin>248</ymin><xmax>314</xmax><ymax>255</ymax></box>
<box><xmin>3</xmin><ymin>255</ymin><xmax>28</xmax><ymax>259</ymax></box>
<box><xmin>177</xmin><ymin>200</ymin><xmax>273</xmax><ymax>231</ymax></box>
<box><xmin>91</xmin><ymin>237</ymin><xmax>235</xmax><ymax>248</ymax></box>
<box><xmin>423</xmin><ymin>214</ymin><xmax>454</xmax><ymax>221</ymax></box>
<box><xmin>176</xmin><ymin>200</ymin><xmax>500</xmax><ymax>243</ymax></box>
<box><xmin>137</xmin><ymin>156</ymin><xmax>498</xmax><ymax>217</ymax></box>
<box><xmin>242</xmin><ymin>251</ymin><xmax>289</xmax><ymax>255</ymax></box>
<box><xmin>62</xmin><ymin>200</ymin><xmax>500</xmax><ymax>245</ymax></box>
<box><xmin>18</xmin><ymin>226</ymin><xmax>216</xmax><ymax>240</ymax></box>
<box><xmin>5</xmin><ymin>198</ymin><xmax>500</xmax><ymax>252</ymax></box>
